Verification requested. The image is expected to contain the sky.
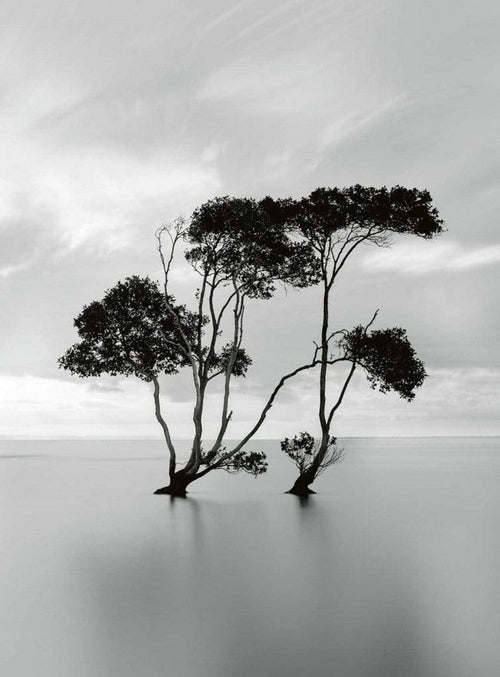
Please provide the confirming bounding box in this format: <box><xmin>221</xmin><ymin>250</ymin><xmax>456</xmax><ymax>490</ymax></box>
<box><xmin>0</xmin><ymin>0</ymin><xmax>499</xmax><ymax>439</ymax></box>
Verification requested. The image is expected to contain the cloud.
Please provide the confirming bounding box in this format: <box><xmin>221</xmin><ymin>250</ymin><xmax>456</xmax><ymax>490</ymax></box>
<box><xmin>1</xmin><ymin>122</ymin><xmax>220</xmax><ymax>255</ymax></box>
<box><xmin>199</xmin><ymin>0</ymin><xmax>258</xmax><ymax>35</ymax></box>
<box><xmin>87</xmin><ymin>381</ymin><xmax>124</xmax><ymax>394</ymax></box>
<box><xmin>222</xmin><ymin>0</ymin><xmax>299</xmax><ymax>47</ymax></box>
<box><xmin>0</xmin><ymin>263</ymin><xmax>28</xmax><ymax>279</ymax></box>
<box><xmin>0</xmin><ymin>27</ymin><xmax>221</xmax><ymax>258</ymax></box>
<box><xmin>319</xmin><ymin>95</ymin><xmax>406</xmax><ymax>149</ymax></box>
<box><xmin>265</xmin><ymin>366</ymin><xmax>500</xmax><ymax>438</ymax></box>
<box><xmin>0</xmin><ymin>374</ymin><xmax>178</xmax><ymax>438</ymax></box>
<box><xmin>2</xmin><ymin>363</ymin><xmax>498</xmax><ymax>439</ymax></box>
<box><xmin>362</xmin><ymin>240</ymin><xmax>500</xmax><ymax>275</ymax></box>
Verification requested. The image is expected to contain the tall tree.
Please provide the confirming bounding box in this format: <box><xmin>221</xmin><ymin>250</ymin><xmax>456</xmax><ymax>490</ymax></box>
<box><xmin>263</xmin><ymin>185</ymin><xmax>444</xmax><ymax>495</ymax></box>
<box><xmin>60</xmin><ymin>198</ymin><xmax>322</xmax><ymax>496</ymax></box>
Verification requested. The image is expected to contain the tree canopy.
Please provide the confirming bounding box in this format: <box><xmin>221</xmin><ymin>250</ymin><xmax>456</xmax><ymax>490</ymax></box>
<box><xmin>58</xmin><ymin>276</ymin><xmax>195</xmax><ymax>381</ymax></box>
<box><xmin>273</xmin><ymin>184</ymin><xmax>444</xmax><ymax>495</ymax></box>
<box><xmin>185</xmin><ymin>196</ymin><xmax>320</xmax><ymax>298</ymax></box>
<box><xmin>263</xmin><ymin>185</ymin><xmax>444</xmax><ymax>246</ymax></box>
<box><xmin>340</xmin><ymin>325</ymin><xmax>427</xmax><ymax>401</ymax></box>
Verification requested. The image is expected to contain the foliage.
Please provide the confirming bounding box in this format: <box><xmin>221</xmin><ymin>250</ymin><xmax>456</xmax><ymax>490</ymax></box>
<box><xmin>59</xmin><ymin>186</ymin><xmax>443</xmax><ymax>495</ymax></box>
<box><xmin>264</xmin><ymin>185</ymin><xmax>444</xmax><ymax>248</ymax></box>
<box><xmin>202</xmin><ymin>448</ymin><xmax>268</xmax><ymax>476</ymax></box>
<box><xmin>185</xmin><ymin>196</ymin><xmax>320</xmax><ymax>297</ymax></box>
<box><xmin>207</xmin><ymin>344</ymin><xmax>252</xmax><ymax>378</ymax></box>
<box><xmin>273</xmin><ymin>184</ymin><xmax>443</xmax><ymax>493</ymax></box>
<box><xmin>281</xmin><ymin>432</ymin><xmax>343</xmax><ymax>474</ymax></box>
<box><xmin>339</xmin><ymin>326</ymin><xmax>426</xmax><ymax>401</ymax></box>
<box><xmin>221</xmin><ymin>450</ymin><xmax>268</xmax><ymax>476</ymax></box>
<box><xmin>59</xmin><ymin>276</ymin><xmax>195</xmax><ymax>381</ymax></box>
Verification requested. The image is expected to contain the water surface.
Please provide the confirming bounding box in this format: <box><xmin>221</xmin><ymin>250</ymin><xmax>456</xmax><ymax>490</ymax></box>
<box><xmin>1</xmin><ymin>438</ymin><xmax>499</xmax><ymax>676</ymax></box>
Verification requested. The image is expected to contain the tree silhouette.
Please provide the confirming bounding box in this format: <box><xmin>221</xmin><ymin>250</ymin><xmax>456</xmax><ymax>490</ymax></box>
<box><xmin>59</xmin><ymin>187</ymin><xmax>443</xmax><ymax>497</ymax></box>
<box><xmin>150</xmin><ymin>197</ymin><xmax>321</xmax><ymax>495</ymax></box>
<box><xmin>60</xmin><ymin>198</ymin><xmax>321</xmax><ymax>496</ymax></box>
<box><xmin>263</xmin><ymin>185</ymin><xmax>444</xmax><ymax>496</ymax></box>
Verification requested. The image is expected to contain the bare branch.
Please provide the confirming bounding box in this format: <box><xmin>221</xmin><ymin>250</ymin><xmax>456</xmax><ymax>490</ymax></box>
<box><xmin>156</xmin><ymin>218</ymin><xmax>185</xmax><ymax>296</ymax></box>
<box><xmin>152</xmin><ymin>376</ymin><xmax>177</xmax><ymax>476</ymax></box>
<box><xmin>207</xmin><ymin>278</ymin><xmax>244</xmax><ymax>456</ymax></box>
<box><xmin>326</xmin><ymin>360</ymin><xmax>357</xmax><ymax>428</ymax></box>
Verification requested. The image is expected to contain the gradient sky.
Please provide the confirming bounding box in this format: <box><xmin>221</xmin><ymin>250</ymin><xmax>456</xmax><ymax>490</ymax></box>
<box><xmin>1</xmin><ymin>0</ymin><xmax>499</xmax><ymax>438</ymax></box>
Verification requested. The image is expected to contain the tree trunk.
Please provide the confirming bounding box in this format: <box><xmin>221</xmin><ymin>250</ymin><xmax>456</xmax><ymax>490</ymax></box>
<box><xmin>154</xmin><ymin>472</ymin><xmax>193</xmax><ymax>497</ymax></box>
<box><xmin>286</xmin><ymin>437</ymin><xmax>329</xmax><ymax>496</ymax></box>
<box><xmin>286</xmin><ymin>467</ymin><xmax>318</xmax><ymax>496</ymax></box>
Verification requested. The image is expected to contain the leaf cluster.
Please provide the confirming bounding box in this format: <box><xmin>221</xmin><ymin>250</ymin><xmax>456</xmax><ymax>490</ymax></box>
<box><xmin>281</xmin><ymin>432</ymin><xmax>342</xmax><ymax>473</ymax></box>
<box><xmin>263</xmin><ymin>185</ymin><xmax>444</xmax><ymax>247</ymax></box>
<box><xmin>185</xmin><ymin>196</ymin><xmax>320</xmax><ymax>297</ymax></box>
<box><xmin>204</xmin><ymin>449</ymin><xmax>268</xmax><ymax>476</ymax></box>
<box><xmin>207</xmin><ymin>343</ymin><xmax>252</xmax><ymax>378</ymax></box>
<box><xmin>340</xmin><ymin>326</ymin><xmax>427</xmax><ymax>401</ymax></box>
<box><xmin>59</xmin><ymin>276</ymin><xmax>196</xmax><ymax>381</ymax></box>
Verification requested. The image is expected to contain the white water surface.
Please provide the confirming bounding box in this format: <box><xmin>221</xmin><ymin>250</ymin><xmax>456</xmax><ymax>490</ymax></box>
<box><xmin>1</xmin><ymin>437</ymin><xmax>500</xmax><ymax>677</ymax></box>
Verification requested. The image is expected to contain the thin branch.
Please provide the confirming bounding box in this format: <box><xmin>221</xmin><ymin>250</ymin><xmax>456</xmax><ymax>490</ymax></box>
<box><xmin>326</xmin><ymin>361</ymin><xmax>357</xmax><ymax>428</ymax></box>
<box><xmin>207</xmin><ymin>279</ymin><xmax>244</xmax><ymax>456</ymax></box>
<box><xmin>325</xmin><ymin>308</ymin><xmax>379</xmax><ymax>427</ymax></box>
<box><xmin>333</xmin><ymin>226</ymin><xmax>386</xmax><ymax>279</ymax></box>
<box><xmin>156</xmin><ymin>219</ymin><xmax>184</xmax><ymax>297</ymax></box>
<box><xmin>152</xmin><ymin>376</ymin><xmax>177</xmax><ymax>475</ymax></box>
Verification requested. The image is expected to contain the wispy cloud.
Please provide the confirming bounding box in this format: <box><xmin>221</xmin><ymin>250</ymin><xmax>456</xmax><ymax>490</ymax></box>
<box><xmin>199</xmin><ymin>0</ymin><xmax>258</xmax><ymax>35</ymax></box>
<box><xmin>0</xmin><ymin>263</ymin><xmax>28</xmax><ymax>279</ymax></box>
<box><xmin>2</xmin><ymin>361</ymin><xmax>500</xmax><ymax>438</ymax></box>
<box><xmin>223</xmin><ymin>0</ymin><xmax>299</xmax><ymax>47</ymax></box>
<box><xmin>258</xmin><ymin>0</ymin><xmax>377</xmax><ymax>44</ymax></box>
<box><xmin>1</xmin><ymin>111</ymin><xmax>220</xmax><ymax>254</ymax></box>
<box><xmin>319</xmin><ymin>95</ymin><xmax>406</xmax><ymax>149</ymax></box>
<box><xmin>363</xmin><ymin>240</ymin><xmax>500</xmax><ymax>275</ymax></box>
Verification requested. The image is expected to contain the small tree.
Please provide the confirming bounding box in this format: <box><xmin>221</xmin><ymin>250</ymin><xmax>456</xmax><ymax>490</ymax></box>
<box><xmin>60</xmin><ymin>198</ymin><xmax>322</xmax><ymax>496</ymax></box>
<box><xmin>281</xmin><ymin>432</ymin><xmax>343</xmax><ymax>479</ymax></box>
<box><xmin>283</xmin><ymin>313</ymin><xmax>427</xmax><ymax>494</ymax></box>
<box><xmin>263</xmin><ymin>185</ymin><xmax>444</xmax><ymax>495</ymax></box>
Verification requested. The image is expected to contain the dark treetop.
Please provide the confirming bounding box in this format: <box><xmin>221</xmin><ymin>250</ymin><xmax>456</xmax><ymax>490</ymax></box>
<box><xmin>339</xmin><ymin>325</ymin><xmax>427</xmax><ymax>401</ymax></box>
<box><xmin>185</xmin><ymin>196</ymin><xmax>320</xmax><ymax>299</ymax></box>
<box><xmin>58</xmin><ymin>276</ymin><xmax>195</xmax><ymax>381</ymax></box>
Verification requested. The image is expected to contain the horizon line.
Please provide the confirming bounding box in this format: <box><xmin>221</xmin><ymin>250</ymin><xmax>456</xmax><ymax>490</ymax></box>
<box><xmin>1</xmin><ymin>435</ymin><xmax>499</xmax><ymax>441</ymax></box>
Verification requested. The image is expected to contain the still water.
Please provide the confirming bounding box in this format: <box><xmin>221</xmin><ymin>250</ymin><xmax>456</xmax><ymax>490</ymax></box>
<box><xmin>1</xmin><ymin>437</ymin><xmax>500</xmax><ymax>677</ymax></box>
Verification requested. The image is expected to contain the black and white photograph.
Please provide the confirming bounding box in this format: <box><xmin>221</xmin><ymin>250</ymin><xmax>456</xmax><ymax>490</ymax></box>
<box><xmin>1</xmin><ymin>1</ymin><xmax>499</xmax><ymax>675</ymax></box>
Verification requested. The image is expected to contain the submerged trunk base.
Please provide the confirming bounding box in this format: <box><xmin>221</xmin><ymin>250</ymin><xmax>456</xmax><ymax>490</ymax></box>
<box><xmin>286</xmin><ymin>469</ymin><xmax>319</xmax><ymax>497</ymax></box>
<box><xmin>286</xmin><ymin>485</ymin><xmax>317</xmax><ymax>497</ymax></box>
<box><xmin>154</xmin><ymin>479</ymin><xmax>190</xmax><ymax>497</ymax></box>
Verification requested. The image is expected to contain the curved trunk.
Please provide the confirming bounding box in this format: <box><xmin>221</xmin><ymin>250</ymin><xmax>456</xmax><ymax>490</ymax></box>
<box><xmin>286</xmin><ymin>437</ymin><xmax>329</xmax><ymax>496</ymax></box>
<box><xmin>286</xmin><ymin>470</ymin><xmax>318</xmax><ymax>496</ymax></box>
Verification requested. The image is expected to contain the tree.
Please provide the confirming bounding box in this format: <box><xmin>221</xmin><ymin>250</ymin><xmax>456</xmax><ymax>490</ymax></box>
<box><xmin>281</xmin><ymin>432</ymin><xmax>343</xmax><ymax>482</ymax></box>
<box><xmin>59</xmin><ymin>276</ymin><xmax>195</xmax><ymax>475</ymax></box>
<box><xmin>149</xmin><ymin>197</ymin><xmax>321</xmax><ymax>495</ymax></box>
<box><xmin>262</xmin><ymin>185</ymin><xmax>444</xmax><ymax>495</ymax></box>
<box><xmin>60</xmin><ymin>198</ymin><xmax>322</xmax><ymax>496</ymax></box>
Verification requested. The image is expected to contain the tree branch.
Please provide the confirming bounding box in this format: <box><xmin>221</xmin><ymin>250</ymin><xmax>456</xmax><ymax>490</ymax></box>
<box><xmin>152</xmin><ymin>376</ymin><xmax>177</xmax><ymax>477</ymax></box>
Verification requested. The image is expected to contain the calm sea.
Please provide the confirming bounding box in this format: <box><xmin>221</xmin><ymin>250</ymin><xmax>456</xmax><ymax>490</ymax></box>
<box><xmin>1</xmin><ymin>437</ymin><xmax>499</xmax><ymax>677</ymax></box>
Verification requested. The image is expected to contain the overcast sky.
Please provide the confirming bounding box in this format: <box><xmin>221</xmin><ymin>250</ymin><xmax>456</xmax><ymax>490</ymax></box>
<box><xmin>1</xmin><ymin>0</ymin><xmax>499</xmax><ymax>439</ymax></box>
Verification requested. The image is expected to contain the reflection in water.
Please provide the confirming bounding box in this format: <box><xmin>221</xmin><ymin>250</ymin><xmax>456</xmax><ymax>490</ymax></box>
<box><xmin>1</xmin><ymin>438</ymin><xmax>500</xmax><ymax>676</ymax></box>
<box><xmin>78</xmin><ymin>497</ymin><xmax>430</xmax><ymax>676</ymax></box>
